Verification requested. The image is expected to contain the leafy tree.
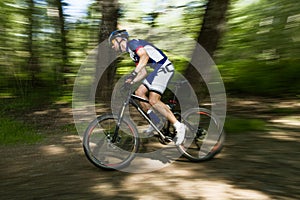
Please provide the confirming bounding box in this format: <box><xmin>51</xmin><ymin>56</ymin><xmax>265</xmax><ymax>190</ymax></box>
<box><xmin>184</xmin><ymin>0</ymin><xmax>231</xmax><ymax>98</ymax></box>
<box><xmin>217</xmin><ymin>0</ymin><xmax>300</xmax><ymax>95</ymax></box>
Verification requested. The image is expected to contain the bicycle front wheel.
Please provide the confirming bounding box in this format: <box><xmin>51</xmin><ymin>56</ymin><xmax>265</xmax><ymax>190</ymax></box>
<box><xmin>83</xmin><ymin>114</ymin><xmax>140</xmax><ymax>170</ymax></box>
<box><xmin>178</xmin><ymin>108</ymin><xmax>225</xmax><ymax>162</ymax></box>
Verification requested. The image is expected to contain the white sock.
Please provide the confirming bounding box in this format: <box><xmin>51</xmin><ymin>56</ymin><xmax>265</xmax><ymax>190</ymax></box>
<box><xmin>173</xmin><ymin>121</ymin><xmax>181</xmax><ymax>130</ymax></box>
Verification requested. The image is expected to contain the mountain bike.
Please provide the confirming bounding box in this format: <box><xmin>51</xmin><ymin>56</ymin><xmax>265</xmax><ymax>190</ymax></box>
<box><xmin>83</xmin><ymin>80</ymin><xmax>225</xmax><ymax>170</ymax></box>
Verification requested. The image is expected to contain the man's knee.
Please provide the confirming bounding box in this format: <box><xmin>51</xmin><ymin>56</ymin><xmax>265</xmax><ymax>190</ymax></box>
<box><xmin>135</xmin><ymin>88</ymin><xmax>145</xmax><ymax>97</ymax></box>
<box><xmin>135</xmin><ymin>85</ymin><xmax>148</xmax><ymax>97</ymax></box>
<box><xmin>149</xmin><ymin>98</ymin><xmax>159</xmax><ymax>106</ymax></box>
<box><xmin>149</xmin><ymin>94</ymin><xmax>161</xmax><ymax>107</ymax></box>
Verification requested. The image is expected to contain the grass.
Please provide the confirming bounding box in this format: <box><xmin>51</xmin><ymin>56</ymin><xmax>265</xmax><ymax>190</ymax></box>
<box><xmin>0</xmin><ymin>86</ymin><xmax>74</xmax><ymax>145</ymax></box>
<box><xmin>270</xmin><ymin>107</ymin><xmax>300</xmax><ymax>115</ymax></box>
<box><xmin>0</xmin><ymin>117</ymin><xmax>43</xmax><ymax>145</ymax></box>
<box><xmin>224</xmin><ymin>117</ymin><xmax>267</xmax><ymax>133</ymax></box>
<box><xmin>60</xmin><ymin>124</ymin><xmax>77</xmax><ymax>134</ymax></box>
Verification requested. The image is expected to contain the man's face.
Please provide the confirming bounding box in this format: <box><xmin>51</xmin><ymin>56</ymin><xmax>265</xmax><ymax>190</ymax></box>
<box><xmin>111</xmin><ymin>38</ymin><xmax>119</xmax><ymax>51</ymax></box>
<box><xmin>111</xmin><ymin>37</ymin><xmax>126</xmax><ymax>52</ymax></box>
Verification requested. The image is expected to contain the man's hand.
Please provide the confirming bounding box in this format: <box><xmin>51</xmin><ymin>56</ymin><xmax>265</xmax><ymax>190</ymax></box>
<box><xmin>125</xmin><ymin>70</ymin><xmax>138</xmax><ymax>84</ymax></box>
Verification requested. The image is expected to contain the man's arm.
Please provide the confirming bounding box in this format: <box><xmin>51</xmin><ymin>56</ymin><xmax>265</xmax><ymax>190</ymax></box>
<box><xmin>132</xmin><ymin>47</ymin><xmax>149</xmax><ymax>83</ymax></box>
<box><xmin>133</xmin><ymin>67</ymin><xmax>147</xmax><ymax>83</ymax></box>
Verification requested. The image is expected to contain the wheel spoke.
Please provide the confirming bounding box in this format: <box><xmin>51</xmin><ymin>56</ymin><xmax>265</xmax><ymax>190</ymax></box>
<box><xmin>178</xmin><ymin>108</ymin><xmax>225</xmax><ymax>161</ymax></box>
<box><xmin>83</xmin><ymin>114</ymin><xmax>139</xmax><ymax>169</ymax></box>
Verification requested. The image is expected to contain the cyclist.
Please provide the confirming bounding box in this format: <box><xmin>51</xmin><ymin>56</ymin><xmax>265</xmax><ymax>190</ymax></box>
<box><xmin>109</xmin><ymin>29</ymin><xmax>185</xmax><ymax>145</ymax></box>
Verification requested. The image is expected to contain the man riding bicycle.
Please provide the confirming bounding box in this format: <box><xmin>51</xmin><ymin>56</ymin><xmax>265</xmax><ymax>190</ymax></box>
<box><xmin>109</xmin><ymin>29</ymin><xmax>185</xmax><ymax>145</ymax></box>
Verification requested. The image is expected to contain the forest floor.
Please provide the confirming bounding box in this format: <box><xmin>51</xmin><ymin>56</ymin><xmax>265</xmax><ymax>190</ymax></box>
<box><xmin>0</xmin><ymin>96</ymin><xmax>299</xmax><ymax>199</ymax></box>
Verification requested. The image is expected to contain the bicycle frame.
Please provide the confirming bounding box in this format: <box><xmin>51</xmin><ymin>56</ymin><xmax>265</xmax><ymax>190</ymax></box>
<box><xmin>82</xmin><ymin>79</ymin><xmax>226</xmax><ymax>170</ymax></box>
<box><xmin>112</xmin><ymin>80</ymin><xmax>196</xmax><ymax>144</ymax></box>
<box><xmin>112</xmin><ymin>88</ymin><xmax>171</xmax><ymax>143</ymax></box>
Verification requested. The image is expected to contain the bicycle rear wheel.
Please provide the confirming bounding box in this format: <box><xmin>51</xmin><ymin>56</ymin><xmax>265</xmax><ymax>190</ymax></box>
<box><xmin>177</xmin><ymin>108</ymin><xmax>225</xmax><ymax>162</ymax></box>
<box><xmin>83</xmin><ymin>114</ymin><xmax>140</xmax><ymax>170</ymax></box>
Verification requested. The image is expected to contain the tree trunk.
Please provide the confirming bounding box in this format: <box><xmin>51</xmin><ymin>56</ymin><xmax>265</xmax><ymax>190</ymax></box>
<box><xmin>27</xmin><ymin>0</ymin><xmax>39</xmax><ymax>88</ymax></box>
<box><xmin>46</xmin><ymin>0</ymin><xmax>68</xmax><ymax>84</ymax></box>
<box><xmin>56</xmin><ymin>0</ymin><xmax>68</xmax><ymax>84</ymax></box>
<box><xmin>197</xmin><ymin>0</ymin><xmax>230</xmax><ymax>57</ymax></box>
<box><xmin>96</xmin><ymin>0</ymin><xmax>119</xmax><ymax>101</ymax></box>
<box><xmin>184</xmin><ymin>0</ymin><xmax>230</xmax><ymax>100</ymax></box>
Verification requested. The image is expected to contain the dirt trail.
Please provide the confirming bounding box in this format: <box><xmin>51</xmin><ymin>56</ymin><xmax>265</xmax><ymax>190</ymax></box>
<box><xmin>1</xmin><ymin>98</ymin><xmax>299</xmax><ymax>199</ymax></box>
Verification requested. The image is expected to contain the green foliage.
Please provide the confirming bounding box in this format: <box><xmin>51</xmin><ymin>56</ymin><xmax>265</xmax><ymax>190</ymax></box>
<box><xmin>224</xmin><ymin>117</ymin><xmax>267</xmax><ymax>133</ymax></box>
<box><xmin>0</xmin><ymin>86</ymin><xmax>71</xmax><ymax>145</ymax></box>
<box><xmin>217</xmin><ymin>0</ymin><xmax>300</xmax><ymax>96</ymax></box>
<box><xmin>1</xmin><ymin>0</ymin><xmax>299</xmax><ymax>99</ymax></box>
<box><xmin>60</xmin><ymin>124</ymin><xmax>77</xmax><ymax>134</ymax></box>
<box><xmin>0</xmin><ymin>85</ymin><xmax>70</xmax><ymax>115</ymax></box>
<box><xmin>219</xmin><ymin>59</ymin><xmax>300</xmax><ymax>96</ymax></box>
<box><xmin>270</xmin><ymin>107</ymin><xmax>300</xmax><ymax>115</ymax></box>
<box><xmin>0</xmin><ymin>117</ymin><xmax>43</xmax><ymax>145</ymax></box>
<box><xmin>2</xmin><ymin>0</ymin><xmax>300</xmax><ymax>146</ymax></box>
<box><xmin>171</xmin><ymin>57</ymin><xmax>190</xmax><ymax>73</ymax></box>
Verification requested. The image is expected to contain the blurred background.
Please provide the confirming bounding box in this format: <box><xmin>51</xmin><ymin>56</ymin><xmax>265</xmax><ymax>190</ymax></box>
<box><xmin>1</xmin><ymin>1</ymin><xmax>299</xmax><ymax>199</ymax></box>
<box><xmin>0</xmin><ymin>0</ymin><xmax>299</xmax><ymax>102</ymax></box>
<box><xmin>0</xmin><ymin>0</ymin><xmax>300</xmax><ymax>142</ymax></box>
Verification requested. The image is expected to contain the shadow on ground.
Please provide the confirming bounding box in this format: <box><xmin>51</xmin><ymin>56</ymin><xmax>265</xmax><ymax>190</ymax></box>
<box><xmin>1</xmin><ymin>97</ymin><xmax>299</xmax><ymax>199</ymax></box>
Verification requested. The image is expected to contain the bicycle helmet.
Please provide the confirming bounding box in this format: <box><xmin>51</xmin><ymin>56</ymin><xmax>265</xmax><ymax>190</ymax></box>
<box><xmin>108</xmin><ymin>30</ymin><xmax>129</xmax><ymax>46</ymax></box>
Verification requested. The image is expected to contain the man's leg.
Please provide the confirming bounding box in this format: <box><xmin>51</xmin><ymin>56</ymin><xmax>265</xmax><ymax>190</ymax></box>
<box><xmin>135</xmin><ymin>85</ymin><xmax>161</xmax><ymax>134</ymax></box>
<box><xmin>148</xmin><ymin>92</ymin><xmax>177</xmax><ymax>124</ymax></box>
<box><xmin>134</xmin><ymin>84</ymin><xmax>151</xmax><ymax>112</ymax></box>
<box><xmin>149</xmin><ymin>92</ymin><xmax>186</xmax><ymax>145</ymax></box>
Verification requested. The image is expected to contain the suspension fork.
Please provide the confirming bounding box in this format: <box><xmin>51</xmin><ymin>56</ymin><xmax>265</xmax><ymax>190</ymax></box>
<box><xmin>111</xmin><ymin>91</ymin><xmax>131</xmax><ymax>143</ymax></box>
